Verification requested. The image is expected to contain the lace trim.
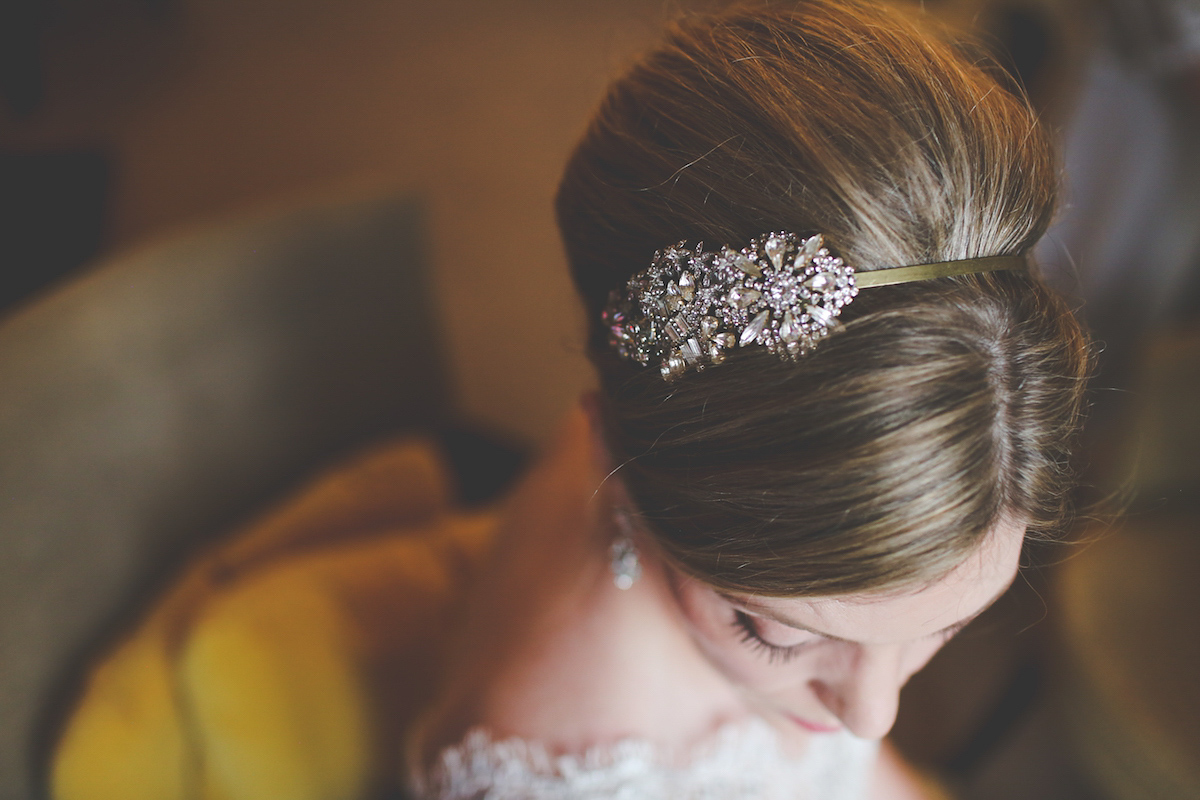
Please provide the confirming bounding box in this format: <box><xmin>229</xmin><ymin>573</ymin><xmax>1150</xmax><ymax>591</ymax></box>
<box><xmin>407</xmin><ymin>716</ymin><xmax>878</xmax><ymax>799</ymax></box>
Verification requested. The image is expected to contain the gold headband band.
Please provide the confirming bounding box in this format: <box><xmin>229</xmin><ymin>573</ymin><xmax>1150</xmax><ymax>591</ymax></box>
<box><xmin>853</xmin><ymin>255</ymin><xmax>1026</xmax><ymax>288</ymax></box>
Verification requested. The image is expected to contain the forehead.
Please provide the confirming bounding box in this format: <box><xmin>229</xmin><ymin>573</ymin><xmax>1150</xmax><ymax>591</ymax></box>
<box><xmin>745</xmin><ymin>517</ymin><xmax>1026</xmax><ymax>644</ymax></box>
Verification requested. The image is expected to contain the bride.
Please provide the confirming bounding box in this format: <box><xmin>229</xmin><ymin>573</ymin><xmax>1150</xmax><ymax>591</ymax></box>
<box><xmin>52</xmin><ymin>1</ymin><xmax>1090</xmax><ymax>798</ymax></box>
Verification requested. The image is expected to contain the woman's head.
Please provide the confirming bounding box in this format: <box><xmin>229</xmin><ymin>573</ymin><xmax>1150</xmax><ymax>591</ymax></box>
<box><xmin>557</xmin><ymin>0</ymin><xmax>1090</xmax><ymax>596</ymax></box>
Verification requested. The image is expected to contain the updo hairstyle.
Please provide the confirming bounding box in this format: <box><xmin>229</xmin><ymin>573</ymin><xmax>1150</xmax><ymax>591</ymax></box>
<box><xmin>555</xmin><ymin>0</ymin><xmax>1091</xmax><ymax>596</ymax></box>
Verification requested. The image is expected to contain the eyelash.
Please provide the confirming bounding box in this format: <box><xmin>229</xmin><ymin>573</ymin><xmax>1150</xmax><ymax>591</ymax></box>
<box><xmin>732</xmin><ymin>610</ymin><xmax>811</xmax><ymax>664</ymax></box>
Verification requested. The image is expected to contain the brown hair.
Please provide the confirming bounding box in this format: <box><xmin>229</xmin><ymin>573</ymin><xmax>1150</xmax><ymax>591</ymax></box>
<box><xmin>555</xmin><ymin>0</ymin><xmax>1091</xmax><ymax>595</ymax></box>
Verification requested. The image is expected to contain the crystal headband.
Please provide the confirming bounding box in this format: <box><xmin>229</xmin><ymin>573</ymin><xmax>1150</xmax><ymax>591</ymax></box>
<box><xmin>602</xmin><ymin>232</ymin><xmax>1025</xmax><ymax>380</ymax></box>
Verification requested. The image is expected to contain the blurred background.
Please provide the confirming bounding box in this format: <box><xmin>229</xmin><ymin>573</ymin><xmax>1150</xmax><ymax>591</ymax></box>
<box><xmin>1</xmin><ymin>0</ymin><xmax>1198</xmax><ymax>799</ymax></box>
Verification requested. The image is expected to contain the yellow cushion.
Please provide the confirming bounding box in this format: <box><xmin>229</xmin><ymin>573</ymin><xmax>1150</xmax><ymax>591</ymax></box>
<box><xmin>52</xmin><ymin>439</ymin><xmax>494</xmax><ymax>800</ymax></box>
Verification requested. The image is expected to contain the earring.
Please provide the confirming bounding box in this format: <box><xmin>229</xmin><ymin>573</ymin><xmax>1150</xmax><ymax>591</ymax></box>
<box><xmin>611</xmin><ymin>508</ymin><xmax>642</xmax><ymax>590</ymax></box>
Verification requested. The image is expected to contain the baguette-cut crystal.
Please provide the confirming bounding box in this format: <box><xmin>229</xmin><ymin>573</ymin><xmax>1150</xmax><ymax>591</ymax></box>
<box><xmin>666</xmin><ymin>313</ymin><xmax>689</xmax><ymax>342</ymax></box>
<box><xmin>700</xmin><ymin>316</ymin><xmax>720</xmax><ymax>338</ymax></box>
<box><xmin>740</xmin><ymin>310</ymin><xmax>769</xmax><ymax>346</ymax></box>
<box><xmin>681</xmin><ymin>337</ymin><xmax>703</xmax><ymax>363</ymax></box>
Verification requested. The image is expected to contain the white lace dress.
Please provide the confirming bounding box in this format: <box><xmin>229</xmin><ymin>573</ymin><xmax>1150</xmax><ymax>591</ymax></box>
<box><xmin>407</xmin><ymin>717</ymin><xmax>879</xmax><ymax>799</ymax></box>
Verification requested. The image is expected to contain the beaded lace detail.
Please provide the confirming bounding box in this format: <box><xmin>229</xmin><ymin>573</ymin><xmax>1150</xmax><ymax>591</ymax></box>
<box><xmin>408</xmin><ymin>716</ymin><xmax>878</xmax><ymax>799</ymax></box>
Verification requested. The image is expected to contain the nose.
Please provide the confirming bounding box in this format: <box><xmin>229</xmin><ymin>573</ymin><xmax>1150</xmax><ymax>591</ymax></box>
<box><xmin>809</xmin><ymin>645</ymin><xmax>903</xmax><ymax>740</ymax></box>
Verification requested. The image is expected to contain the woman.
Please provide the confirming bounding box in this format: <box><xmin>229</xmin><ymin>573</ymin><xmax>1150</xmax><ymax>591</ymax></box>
<box><xmin>52</xmin><ymin>1</ymin><xmax>1090</xmax><ymax>798</ymax></box>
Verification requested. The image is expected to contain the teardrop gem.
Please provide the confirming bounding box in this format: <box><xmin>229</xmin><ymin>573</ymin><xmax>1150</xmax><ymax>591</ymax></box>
<box><xmin>729</xmin><ymin>287</ymin><xmax>761</xmax><ymax>309</ymax></box>
<box><xmin>780</xmin><ymin>310</ymin><xmax>802</xmax><ymax>342</ymax></box>
<box><xmin>661</xmin><ymin>353</ymin><xmax>686</xmax><ymax>380</ymax></box>
<box><xmin>733</xmin><ymin>253</ymin><xmax>762</xmax><ymax>277</ymax></box>
<box><xmin>803</xmin><ymin>272</ymin><xmax>830</xmax><ymax>292</ymax></box>
<box><xmin>802</xmin><ymin>234</ymin><xmax>823</xmax><ymax>260</ymax></box>
<box><xmin>740</xmin><ymin>310</ymin><xmax>770</xmax><ymax>346</ymax></box>
<box><xmin>678</xmin><ymin>271</ymin><xmax>696</xmax><ymax>301</ymax></box>
<box><xmin>765</xmin><ymin>236</ymin><xmax>787</xmax><ymax>269</ymax></box>
<box><xmin>807</xmin><ymin>305</ymin><xmax>833</xmax><ymax>326</ymax></box>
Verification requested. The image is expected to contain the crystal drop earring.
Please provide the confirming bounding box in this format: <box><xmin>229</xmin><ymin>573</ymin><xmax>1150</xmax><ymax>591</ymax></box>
<box><xmin>610</xmin><ymin>508</ymin><xmax>642</xmax><ymax>590</ymax></box>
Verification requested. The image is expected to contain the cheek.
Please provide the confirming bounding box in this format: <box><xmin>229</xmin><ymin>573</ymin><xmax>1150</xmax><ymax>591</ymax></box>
<box><xmin>721</xmin><ymin>649</ymin><xmax>818</xmax><ymax>693</ymax></box>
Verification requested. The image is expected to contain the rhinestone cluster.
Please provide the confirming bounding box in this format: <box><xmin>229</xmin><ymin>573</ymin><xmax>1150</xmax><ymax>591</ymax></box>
<box><xmin>603</xmin><ymin>232</ymin><xmax>859</xmax><ymax>380</ymax></box>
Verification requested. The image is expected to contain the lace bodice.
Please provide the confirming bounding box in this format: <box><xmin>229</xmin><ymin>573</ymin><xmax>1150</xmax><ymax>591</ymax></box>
<box><xmin>408</xmin><ymin>717</ymin><xmax>879</xmax><ymax>799</ymax></box>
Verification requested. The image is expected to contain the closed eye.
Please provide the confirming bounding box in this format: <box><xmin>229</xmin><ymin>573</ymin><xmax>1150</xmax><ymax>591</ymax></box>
<box><xmin>732</xmin><ymin>610</ymin><xmax>817</xmax><ymax>664</ymax></box>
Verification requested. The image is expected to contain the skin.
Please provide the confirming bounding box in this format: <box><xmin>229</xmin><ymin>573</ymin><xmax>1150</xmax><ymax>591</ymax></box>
<box><xmin>417</xmin><ymin>398</ymin><xmax>1025</xmax><ymax>798</ymax></box>
<box><xmin>668</xmin><ymin>521</ymin><xmax>1022</xmax><ymax>742</ymax></box>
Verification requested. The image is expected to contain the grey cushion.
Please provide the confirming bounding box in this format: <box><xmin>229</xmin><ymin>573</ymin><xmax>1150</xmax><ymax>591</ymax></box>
<box><xmin>0</xmin><ymin>191</ymin><xmax>446</xmax><ymax>799</ymax></box>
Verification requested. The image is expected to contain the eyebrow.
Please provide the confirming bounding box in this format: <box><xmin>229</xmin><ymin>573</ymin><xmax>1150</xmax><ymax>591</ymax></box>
<box><xmin>717</xmin><ymin>575</ymin><xmax>1017</xmax><ymax>645</ymax></box>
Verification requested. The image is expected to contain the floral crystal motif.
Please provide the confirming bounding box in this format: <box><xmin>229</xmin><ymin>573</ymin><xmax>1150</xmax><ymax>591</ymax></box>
<box><xmin>603</xmin><ymin>233</ymin><xmax>859</xmax><ymax>380</ymax></box>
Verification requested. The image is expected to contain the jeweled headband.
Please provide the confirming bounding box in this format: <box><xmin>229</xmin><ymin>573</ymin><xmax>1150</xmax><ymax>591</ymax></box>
<box><xmin>602</xmin><ymin>232</ymin><xmax>1024</xmax><ymax>380</ymax></box>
